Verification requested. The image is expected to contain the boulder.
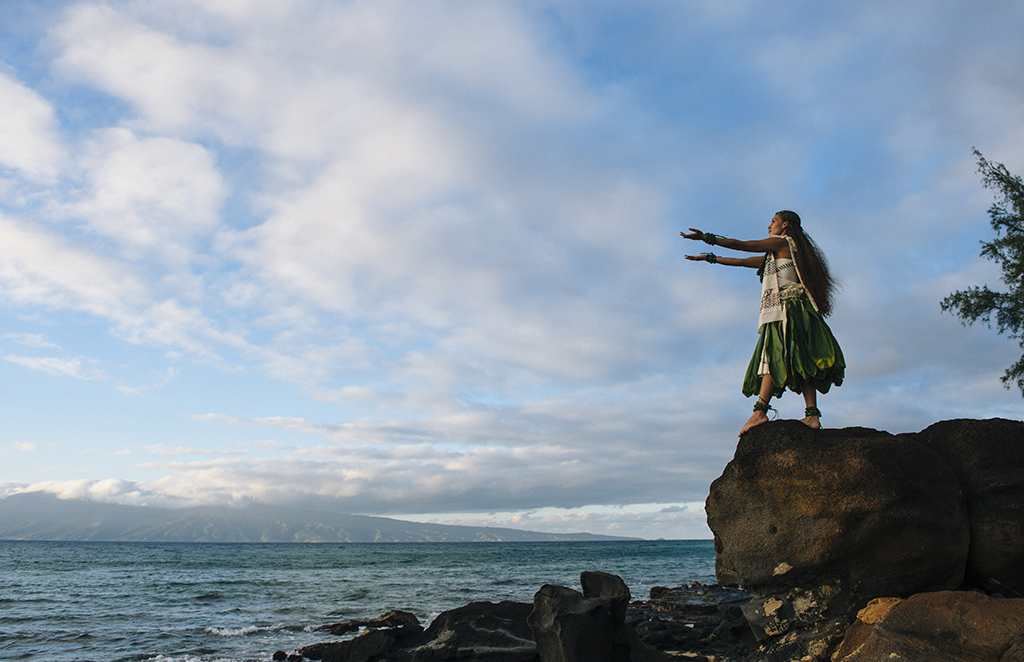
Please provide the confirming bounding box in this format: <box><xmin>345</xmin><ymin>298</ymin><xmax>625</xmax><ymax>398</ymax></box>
<box><xmin>705</xmin><ymin>421</ymin><xmax>969</xmax><ymax>596</ymax></box>
<box><xmin>528</xmin><ymin>571</ymin><xmax>669</xmax><ymax>662</ymax></box>
<box><xmin>832</xmin><ymin>591</ymin><xmax>1024</xmax><ymax>661</ymax></box>
<box><xmin>529</xmin><ymin>584</ymin><xmax>623</xmax><ymax>662</ymax></box>
<box><xmin>316</xmin><ymin>602</ymin><xmax>539</xmax><ymax>662</ymax></box>
<box><xmin>414</xmin><ymin>600</ymin><xmax>538</xmax><ymax>661</ymax></box>
<box><xmin>905</xmin><ymin>418</ymin><xmax>1024</xmax><ymax>594</ymax></box>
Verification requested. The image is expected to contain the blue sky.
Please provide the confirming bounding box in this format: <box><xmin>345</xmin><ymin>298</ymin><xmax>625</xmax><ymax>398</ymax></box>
<box><xmin>1</xmin><ymin>0</ymin><xmax>1022</xmax><ymax>540</ymax></box>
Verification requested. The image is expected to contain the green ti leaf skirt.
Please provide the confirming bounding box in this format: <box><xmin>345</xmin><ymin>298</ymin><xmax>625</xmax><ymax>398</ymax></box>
<box><xmin>742</xmin><ymin>294</ymin><xmax>846</xmax><ymax>398</ymax></box>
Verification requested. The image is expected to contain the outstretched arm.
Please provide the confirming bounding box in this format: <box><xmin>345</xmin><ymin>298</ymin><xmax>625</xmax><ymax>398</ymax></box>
<box><xmin>684</xmin><ymin>253</ymin><xmax>762</xmax><ymax>268</ymax></box>
<box><xmin>681</xmin><ymin>228</ymin><xmax>788</xmax><ymax>256</ymax></box>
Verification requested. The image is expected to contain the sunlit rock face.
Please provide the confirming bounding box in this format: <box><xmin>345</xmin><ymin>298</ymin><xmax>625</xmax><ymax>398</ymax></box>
<box><xmin>833</xmin><ymin>591</ymin><xmax>1024</xmax><ymax>662</ymax></box>
<box><xmin>705</xmin><ymin>420</ymin><xmax>969</xmax><ymax>597</ymax></box>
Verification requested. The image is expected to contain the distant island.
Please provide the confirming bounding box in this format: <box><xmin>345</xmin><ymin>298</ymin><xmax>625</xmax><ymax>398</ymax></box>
<box><xmin>0</xmin><ymin>492</ymin><xmax>636</xmax><ymax>543</ymax></box>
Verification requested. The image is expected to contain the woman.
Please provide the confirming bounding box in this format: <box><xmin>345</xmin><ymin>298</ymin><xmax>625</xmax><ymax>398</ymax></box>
<box><xmin>681</xmin><ymin>211</ymin><xmax>845</xmax><ymax>436</ymax></box>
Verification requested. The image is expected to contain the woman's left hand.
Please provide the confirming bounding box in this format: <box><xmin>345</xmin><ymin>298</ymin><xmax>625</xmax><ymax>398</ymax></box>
<box><xmin>680</xmin><ymin>228</ymin><xmax>704</xmax><ymax>241</ymax></box>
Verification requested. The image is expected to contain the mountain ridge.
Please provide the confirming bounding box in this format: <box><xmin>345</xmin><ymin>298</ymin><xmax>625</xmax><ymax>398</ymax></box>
<box><xmin>0</xmin><ymin>491</ymin><xmax>636</xmax><ymax>542</ymax></box>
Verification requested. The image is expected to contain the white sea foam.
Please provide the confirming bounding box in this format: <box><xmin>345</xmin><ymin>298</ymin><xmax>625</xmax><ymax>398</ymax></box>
<box><xmin>144</xmin><ymin>656</ymin><xmax>235</xmax><ymax>662</ymax></box>
<box><xmin>205</xmin><ymin>624</ymin><xmax>273</xmax><ymax>637</ymax></box>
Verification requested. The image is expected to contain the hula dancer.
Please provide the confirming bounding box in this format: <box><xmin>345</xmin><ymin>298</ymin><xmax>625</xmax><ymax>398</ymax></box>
<box><xmin>681</xmin><ymin>211</ymin><xmax>845</xmax><ymax>436</ymax></box>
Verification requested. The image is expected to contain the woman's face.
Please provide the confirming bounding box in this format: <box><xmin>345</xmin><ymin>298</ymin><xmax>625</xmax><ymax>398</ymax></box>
<box><xmin>768</xmin><ymin>214</ymin><xmax>788</xmax><ymax>236</ymax></box>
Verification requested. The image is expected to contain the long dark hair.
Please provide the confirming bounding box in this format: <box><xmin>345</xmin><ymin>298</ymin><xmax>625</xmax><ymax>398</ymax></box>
<box><xmin>776</xmin><ymin>210</ymin><xmax>836</xmax><ymax>317</ymax></box>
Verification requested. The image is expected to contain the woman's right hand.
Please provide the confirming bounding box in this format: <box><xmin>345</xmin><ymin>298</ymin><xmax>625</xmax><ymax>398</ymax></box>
<box><xmin>680</xmin><ymin>228</ymin><xmax>704</xmax><ymax>241</ymax></box>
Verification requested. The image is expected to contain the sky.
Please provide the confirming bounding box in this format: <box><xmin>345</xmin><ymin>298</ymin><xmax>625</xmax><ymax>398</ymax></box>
<box><xmin>1</xmin><ymin>0</ymin><xmax>1023</xmax><ymax>540</ymax></box>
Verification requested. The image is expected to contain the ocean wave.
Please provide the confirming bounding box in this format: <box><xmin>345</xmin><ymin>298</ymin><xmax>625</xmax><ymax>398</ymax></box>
<box><xmin>143</xmin><ymin>656</ymin><xmax>236</xmax><ymax>662</ymax></box>
<box><xmin>204</xmin><ymin>624</ymin><xmax>278</xmax><ymax>637</ymax></box>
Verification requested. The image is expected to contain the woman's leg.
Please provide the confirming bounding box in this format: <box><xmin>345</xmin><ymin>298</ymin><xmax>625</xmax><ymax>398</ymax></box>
<box><xmin>740</xmin><ymin>372</ymin><xmax>775</xmax><ymax>436</ymax></box>
<box><xmin>800</xmin><ymin>380</ymin><xmax>821</xmax><ymax>429</ymax></box>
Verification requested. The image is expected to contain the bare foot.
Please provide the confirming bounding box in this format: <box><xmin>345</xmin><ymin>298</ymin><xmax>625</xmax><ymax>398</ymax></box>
<box><xmin>739</xmin><ymin>410</ymin><xmax>769</xmax><ymax>436</ymax></box>
<box><xmin>800</xmin><ymin>415</ymin><xmax>821</xmax><ymax>429</ymax></box>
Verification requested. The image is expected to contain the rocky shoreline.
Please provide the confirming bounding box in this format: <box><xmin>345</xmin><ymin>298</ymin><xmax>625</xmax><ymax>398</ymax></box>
<box><xmin>270</xmin><ymin>575</ymin><xmax>751</xmax><ymax>662</ymax></box>
<box><xmin>265</xmin><ymin>418</ymin><xmax>1024</xmax><ymax>661</ymax></box>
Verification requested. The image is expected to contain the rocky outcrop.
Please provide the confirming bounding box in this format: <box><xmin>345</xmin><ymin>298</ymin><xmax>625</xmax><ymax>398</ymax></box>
<box><xmin>280</xmin><ymin>578</ymin><xmax>748</xmax><ymax>662</ymax></box>
<box><xmin>706</xmin><ymin>421</ymin><xmax>969</xmax><ymax>596</ymax></box>
<box><xmin>704</xmin><ymin>417</ymin><xmax>1024</xmax><ymax>661</ymax></box>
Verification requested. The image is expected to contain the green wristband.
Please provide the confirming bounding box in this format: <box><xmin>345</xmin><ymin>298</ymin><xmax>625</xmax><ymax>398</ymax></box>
<box><xmin>702</xmin><ymin>233</ymin><xmax>719</xmax><ymax>246</ymax></box>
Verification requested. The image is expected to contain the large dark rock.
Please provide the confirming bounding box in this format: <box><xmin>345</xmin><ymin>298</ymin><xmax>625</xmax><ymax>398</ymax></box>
<box><xmin>529</xmin><ymin>584</ymin><xmax>624</xmax><ymax>662</ymax></box>
<box><xmin>705</xmin><ymin>421</ymin><xmax>970</xmax><ymax>596</ymax></box>
<box><xmin>415</xmin><ymin>600</ymin><xmax>538</xmax><ymax>661</ymax></box>
<box><xmin>905</xmin><ymin>418</ymin><xmax>1024</xmax><ymax>594</ymax></box>
<box><xmin>832</xmin><ymin>591</ymin><xmax>1024</xmax><ymax>661</ymax></box>
<box><xmin>528</xmin><ymin>571</ymin><xmax>670</xmax><ymax>662</ymax></box>
<box><xmin>315</xmin><ymin>602</ymin><xmax>538</xmax><ymax>662</ymax></box>
<box><xmin>321</xmin><ymin>629</ymin><xmax>396</xmax><ymax>662</ymax></box>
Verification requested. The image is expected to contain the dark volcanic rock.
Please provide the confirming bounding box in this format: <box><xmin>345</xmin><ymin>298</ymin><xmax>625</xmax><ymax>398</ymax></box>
<box><xmin>528</xmin><ymin>571</ymin><xmax>671</xmax><ymax>662</ymax></box>
<box><xmin>311</xmin><ymin>602</ymin><xmax>539</xmax><ymax>662</ymax></box>
<box><xmin>832</xmin><ymin>591</ymin><xmax>1024</xmax><ymax>661</ymax></box>
<box><xmin>321</xmin><ymin>628</ymin><xmax>395</xmax><ymax>662</ymax></box>
<box><xmin>414</xmin><ymin>600</ymin><xmax>538</xmax><ymax>661</ymax></box>
<box><xmin>529</xmin><ymin>584</ymin><xmax>624</xmax><ymax>662</ymax></box>
<box><xmin>314</xmin><ymin>609</ymin><xmax>422</xmax><ymax>636</ymax></box>
<box><xmin>628</xmin><ymin>583</ymin><xmax>752</xmax><ymax>660</ymax></box>
<box><xmin>706</xmin><ymin>420</ymin><xmax>969</xmax><ymax>596</ymax></box>
<box><xmin>906</xmin><ymin>418</ymin><xmax>1024</xmax><ymax>594</ymax></box>
<box><xmin>741</xmin><ymin>580</ymin><xmax>864</xmax><ymax>661</ymax></box>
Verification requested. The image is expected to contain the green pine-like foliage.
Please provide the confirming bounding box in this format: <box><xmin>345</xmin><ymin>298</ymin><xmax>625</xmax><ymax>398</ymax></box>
<box><xmin>942</xmin><ymin>149</ymin><xmax>1024</xmax><ymax>395</ymax></box>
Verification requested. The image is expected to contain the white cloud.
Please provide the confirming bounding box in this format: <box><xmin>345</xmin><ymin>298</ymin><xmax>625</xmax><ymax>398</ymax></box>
<box><xmin>5</xmin><ymin>355</ymin><xmax>105</xmax><ymax>380</ymax></box>
<box><xmin>116</xmin><ymin>366</ymin><xmax>179</xmax><ymax>396</ymax></box>
<box><xmin>4</xmin><ymin>333</ymin><xmax>59</xmax><ymax>348</ymax></box>
<box><xmin>0</xmin><ymin>213</ymin><xmax>146</xmax><ymax>317</ymax></box>
<box><xmin>14</xmin><ymin>442</ymin><xmax>38</xmax><ymax>452</ymax></box>
<box><xmin>52</xmin><ymin>4</ymin><xmax>264</xmax><ymax>136</ymax></box>
<box><xmin>141</xmin><ymin>444</ymin><xmax>246</xmax><ymax>457</ymax></box>
<box><xmin>394</xmin><ymin>502</ymin><xmax>714</xmax><ymax>540</ymax></box>
<box><xmin>0</xmin><ymin>72</ymin><xmax>64</xmax><ymax>180</ymax></box>
<box><xmin>23</xmin><ymin>478</ymin><xmax>211</xmax><ymax>508</ymax></box>
<box><xmin>74</xmin><ymin>128</ymin><xmax>226</xmax><ymax>261</ymax></box>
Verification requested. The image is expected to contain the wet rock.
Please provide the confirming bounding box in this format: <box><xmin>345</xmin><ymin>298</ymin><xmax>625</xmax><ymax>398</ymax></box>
<box><xmin>628</xmin><ymin>582</ymin><xmax>752</xmax><ymax>661</ymax></box>
<box><xmin>411</xmin><ymin>600</ymin><xmax>538</xmax><ymax>661</ymax></box>
<box><xmin>706</xmin><ymin>421</ymin><xmax>969</xmax><ymax>596</ymax></box>
<box><xmin>832</xmin><ymin>591</ymin><xmax>1024</xmax><ymax>661</ymax></box>
<box><xmin>314</xmin><ymin>609</ymin><xmax>422</xmax><ymax>636</ymax></box>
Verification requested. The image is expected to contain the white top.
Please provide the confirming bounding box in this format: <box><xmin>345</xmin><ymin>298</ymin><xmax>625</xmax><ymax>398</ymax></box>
<box><xmin>775</xmin><ymin>258</ymin><xmax>799</xmax><ymax>289</ymax></box>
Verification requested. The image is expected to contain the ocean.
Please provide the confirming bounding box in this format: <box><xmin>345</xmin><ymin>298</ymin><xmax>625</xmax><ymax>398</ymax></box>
<box><xmin>0</xmin><ymin>539</ymin><xmax>716</xmax><ymax>662</ymax></box>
